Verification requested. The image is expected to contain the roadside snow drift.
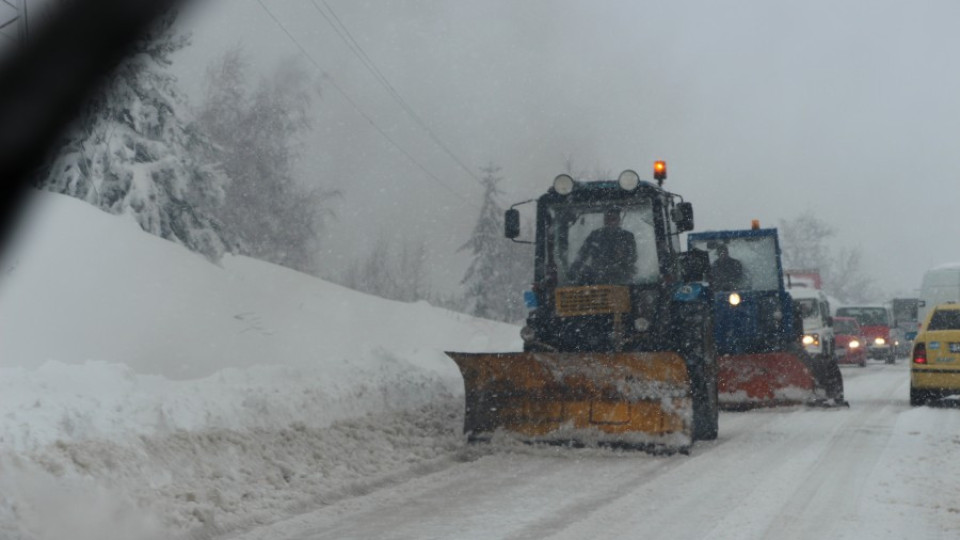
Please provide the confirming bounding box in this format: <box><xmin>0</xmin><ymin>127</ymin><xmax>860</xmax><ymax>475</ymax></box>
<box><xmin>0</xmin><ymin>192</ymin><xmax>520</xmax><ymax>539</ymax></box>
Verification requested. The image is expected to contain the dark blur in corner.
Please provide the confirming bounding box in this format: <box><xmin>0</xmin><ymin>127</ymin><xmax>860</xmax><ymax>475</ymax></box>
<box><xmin>0</xmin><ymin>0</ymin><xmax>186</xmax><ymax>254</ymax></box>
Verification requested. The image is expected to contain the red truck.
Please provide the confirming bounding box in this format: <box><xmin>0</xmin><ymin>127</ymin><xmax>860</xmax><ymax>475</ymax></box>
<box><xmin>834</xmin><ymin>305</ymin><xmax>896</xmax><ymax>364</ymax></box>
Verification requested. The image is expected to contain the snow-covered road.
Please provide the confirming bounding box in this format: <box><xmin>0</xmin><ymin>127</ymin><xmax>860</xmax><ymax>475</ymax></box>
<box><xmin>235</xmin><ymin>362</ymin><xmax>960</xmax><ymax>540</ymax></box>
<box><xmin>5</xmin><ymin>195</ymin><xmax>958</xmax><ymax>540</ymax></box>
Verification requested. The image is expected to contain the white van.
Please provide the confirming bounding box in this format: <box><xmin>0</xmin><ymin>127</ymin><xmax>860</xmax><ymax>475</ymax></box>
<box><xmin>789</xmin><ymin>286</ymin><xmax>835</xmax><ymax>359</ymax></box>
<box><xmin>918</xmin><ymin>264</ymin><xmax>960</xmax><ymax>325</ymax></box>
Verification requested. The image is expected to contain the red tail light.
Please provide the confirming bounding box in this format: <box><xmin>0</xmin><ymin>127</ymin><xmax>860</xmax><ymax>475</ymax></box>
<box><xmin>913</xmin><ymin>343</ymin><xmax>927</xmax><ymax>364</ymax></box>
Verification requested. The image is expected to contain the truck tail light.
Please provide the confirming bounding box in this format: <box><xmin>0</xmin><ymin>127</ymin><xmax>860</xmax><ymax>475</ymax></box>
<box><xmin>913</xmin><ymin>343</ymin><xmax>927</xmax><ymax>364</ymax></box>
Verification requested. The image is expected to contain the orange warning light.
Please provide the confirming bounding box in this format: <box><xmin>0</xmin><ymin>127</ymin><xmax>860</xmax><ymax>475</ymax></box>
<box><xmin>751</xmin><ymin>219</ymin><xmax>760</xmax><ymax>230</ymax></box>
<box><xmin>653</xmin><ymin>160</ymin><xmax>667</xmax><ymax>182</ymax></box>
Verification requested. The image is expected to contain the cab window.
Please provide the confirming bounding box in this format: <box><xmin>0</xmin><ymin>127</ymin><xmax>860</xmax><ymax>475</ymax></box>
<box><xmin>798</xmin><ymin>299</ymin><xmax>818</xmax><ymax>318</ymax></box>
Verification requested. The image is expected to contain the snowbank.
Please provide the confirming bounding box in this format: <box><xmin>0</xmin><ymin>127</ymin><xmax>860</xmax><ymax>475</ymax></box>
<box><xmin>0</xmin><ymin>193</ymin><xmax>520</xmax><ymax>539</ymax></box>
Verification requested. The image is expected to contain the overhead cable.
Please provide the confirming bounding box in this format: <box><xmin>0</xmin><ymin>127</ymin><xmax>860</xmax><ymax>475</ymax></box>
<box><xmin>253</xmin><ymin>0</ymin><xmax>477</xmax><ymax>206</ymax></box>
<box><xmin>311</xmin><ymin>0</ymin><xmax>484</xmax><ymax>185</ymax></box>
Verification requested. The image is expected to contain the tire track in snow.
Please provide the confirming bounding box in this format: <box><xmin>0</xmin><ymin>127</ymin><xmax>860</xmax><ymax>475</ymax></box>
<box><xmin>758</xmin><ymin>367</ymin><xmax>908</xmax><ymax>539</ymax></box>
<box><xmin>541</xmin><ymin>366</ymin><xmax>907</xmax><ymax>539</ymax></box>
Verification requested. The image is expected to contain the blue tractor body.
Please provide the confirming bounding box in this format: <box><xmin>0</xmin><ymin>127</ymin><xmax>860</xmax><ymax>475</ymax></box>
<box><xmin>687</xmin><ymin>228</ymin><xmax>799</xmax><ymax>355</ymax></box>
<box><xmin>687</xmin><ymin>227</ymin><xmax>843</xmax><ymax>407</ymax></box>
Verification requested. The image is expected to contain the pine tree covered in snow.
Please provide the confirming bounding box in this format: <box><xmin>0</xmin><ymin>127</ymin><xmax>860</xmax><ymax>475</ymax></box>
<box><xmin>198</xmin><ymin>49</ymin><xmax>337</xmax><ymax>275</ymax></box>
<box><xmin>341</xmin><ymin>233</ymin><xmax>430</xmax><ymax>303</ymax></box>
<box><xmin>460</xmin><ymin>164</ymin><xmax>532</xmax><ymax>322</ymax></box>
<box><xmin>33</xmin><ymin>13</ymin><xmax>234</xmax><ymax>261</ymax></box>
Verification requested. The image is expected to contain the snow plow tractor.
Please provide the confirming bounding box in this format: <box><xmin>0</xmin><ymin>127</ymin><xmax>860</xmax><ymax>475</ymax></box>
<box><xmin>446</xmin><ymin>163</ymin><xmax>719</xmax><ymax>453</ymax></box>
<box><xmin>687</xmin><ymin>226</ymin><xmax>845</xmax><ymax>409</ymax></box>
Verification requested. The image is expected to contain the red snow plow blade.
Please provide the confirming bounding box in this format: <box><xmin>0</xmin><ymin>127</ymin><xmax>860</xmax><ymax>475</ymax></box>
<box><xmin>717</xmin><ymin>352</ymin><xmax>819</xmax><ymax>409</ymax></box>
<box><xmin>446</xmin><ymin>351</ymin><xmax>694</xmax><ymax>452</ymax></box>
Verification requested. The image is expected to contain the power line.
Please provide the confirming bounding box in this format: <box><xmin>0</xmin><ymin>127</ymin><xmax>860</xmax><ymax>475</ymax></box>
<box><xmin>252</xmin><ymin>0</ymin><xmax>477</xmax><ymax>206</ymax></box>
<box><xmin>311</xmin><ymin>0</ymin><xmax>483</xmax><ymax>185</ymax></box>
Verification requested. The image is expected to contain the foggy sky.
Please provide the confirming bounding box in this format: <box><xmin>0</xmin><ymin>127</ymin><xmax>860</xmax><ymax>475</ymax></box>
<box><xmin>172</xmin><ymin>0</ymin><xmax>960</xmax><ymax>298</ymax></box>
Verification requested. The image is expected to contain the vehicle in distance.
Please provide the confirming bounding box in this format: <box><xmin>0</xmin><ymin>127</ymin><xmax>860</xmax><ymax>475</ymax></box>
<box><xmin>910</xmin><ymin>302</ymin><xmax>960</xmax><ymax>405</ymax></box>
<box><xmin>835</xmin><ymin>305</ymin><xmax>896</xmax><ymax>364</ymax></box>
<box><xmin>833</xmin><ymin>316</ymin><xmax>866</xmax><ymax>367</ymax></box>
<box><xmin>789</xmin><ymin>286</ymin><xmax>835</xmax><ymax>361</ymax></box>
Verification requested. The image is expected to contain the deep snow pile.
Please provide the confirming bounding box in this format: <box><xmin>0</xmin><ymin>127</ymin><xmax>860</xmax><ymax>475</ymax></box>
<box><xmin>0</xmin><ymin>193</ymin><xmax>520</xmax><ymax>539</ymax></box>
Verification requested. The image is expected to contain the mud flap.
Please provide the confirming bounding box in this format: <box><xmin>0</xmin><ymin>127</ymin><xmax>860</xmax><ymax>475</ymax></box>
<box><xmin>717</xmin><ymin>352</ymin><xmax>820</xmax><ymax>409</ymax></box>
<box><xmin>446</xmin><ymin>351</ymin><xmax>694</xmax><ymax>452</ymax></box>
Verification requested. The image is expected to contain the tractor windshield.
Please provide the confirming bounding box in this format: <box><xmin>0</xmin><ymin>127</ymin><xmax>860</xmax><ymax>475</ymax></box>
<box><xmin>548</xmin><ymin>201</ymin><xmax>659</xmax><ymax>286</ymax></box>
<box><xmin>689</xmin><ymin>235</ymin><xmax>781</xmax><ymax>292</ymax></box>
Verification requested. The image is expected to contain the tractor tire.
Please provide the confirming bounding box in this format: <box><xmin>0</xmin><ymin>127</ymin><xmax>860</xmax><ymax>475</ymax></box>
<box><xmin>821</xmin><ymin>354</ymin><xmax>845</xmax><ymax>403</ymax></box>
<box><xmin>692</xmin><ymin>368</ymin><xmax>719</xmax><ymax>441</ymax></box>
<box><xmin>676</xmin><ymin>302</ymin><xmax>719</xmax><ymax>441</ymax></box>
<box><xmin>798</xmin><ymin>346</ymin><xmax>845</xmax><ymax>404</ymax></box>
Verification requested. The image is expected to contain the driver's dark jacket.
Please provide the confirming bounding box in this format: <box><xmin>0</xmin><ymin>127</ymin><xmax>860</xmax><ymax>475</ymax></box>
<box><xmin>711</xmin><ymin>256</ymin><xmax>744</xmax><ymax>290</ymax></box>
<box><xmin>569</xmin><ymin>227</ymin><xmax>637</xmax><ymax>284</ymax></box>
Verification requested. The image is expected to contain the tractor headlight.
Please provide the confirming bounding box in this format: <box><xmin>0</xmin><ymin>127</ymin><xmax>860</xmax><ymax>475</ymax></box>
<box><xmin>802</xmin><ymin>334</ymin><xmax>819</xmax><ymax>346</ymax></box>
<box><xmin>553</xmin><ymin>174</ymin><xmax>574</xmax><ymax>195</ymax></box>
<box><xmin>728</xmin><ymin>292</ymin><xmax>741</xmax><ymax>306</ymax></box>
<box><xmin>874</xmin><ymin>337</ymin><xmax>885</xmax><ymax>345</ymax></box>
<box><xmin>617</xmin><ymin>169</ymin><xmax>640</xmax><ymax>190</ymax></box>
<box><xmin>849</xmin><ymin>340</ymin><xmax>860</xmax><ymax>349</ymax></box>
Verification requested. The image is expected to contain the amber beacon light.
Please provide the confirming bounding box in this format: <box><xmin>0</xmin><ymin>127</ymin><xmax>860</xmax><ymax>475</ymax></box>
<box><xmin>653</xmin><ymin>160</ymin><xmax>667</xmax><ymax>185</ymax></box>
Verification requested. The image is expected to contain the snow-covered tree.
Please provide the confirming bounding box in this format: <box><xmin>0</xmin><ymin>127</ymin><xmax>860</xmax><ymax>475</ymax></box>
<box><xmin>460</xmin><ymin>164</ymin><xmax>532</xmax><ymax>322</ymax></box>
<box><xmin>779</xmin><ymin>211</ymin><xmax>879</xmax><ymax>304</ymax></box>
<box><xmin>341</xmin><ymin>234</ymin><xmax>429</xmax><ymax>303</ymax></box>
<box><xmin>33</xmin><ymin>12</ymin><xmax>234</xmax><ymax>261</ymax></box>
<box><xmin>198</xmin><ymin>49</ymin><xmax>337</xmax><ymax>275</ymax></box>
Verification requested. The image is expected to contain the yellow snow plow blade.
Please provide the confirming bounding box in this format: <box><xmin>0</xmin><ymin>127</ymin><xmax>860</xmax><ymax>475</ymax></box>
<box><xmin>446</xmin><ymin>351</ymin><xmax>693</xmax><ymax>452</ymax></box>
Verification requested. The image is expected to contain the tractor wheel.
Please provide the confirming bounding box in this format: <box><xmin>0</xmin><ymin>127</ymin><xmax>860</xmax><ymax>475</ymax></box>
<box><xmin>677</xmin><ymin>302</ymin><xmax>718</xmax><ymax>441</ymax></box>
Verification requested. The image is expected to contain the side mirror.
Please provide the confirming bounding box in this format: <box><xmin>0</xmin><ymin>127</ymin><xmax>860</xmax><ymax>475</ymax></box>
<box><xmin>826</xmin><ymin>316</ymin><xmax>834</xmax><ymax>327</ymax></box>
<box><xmin>672</xmin><ymin>202</ymin><xmax>694</xmax><ymax>233</ymax></box>
<box><xmin>504</xmin><ymin>209</ymin><xmax>520</xmax><ymax>239</ymax></box>
<box><xmin>679</xmin><ymin>249</ymin><xmax>710</xmax><ymax>282</ymax></box>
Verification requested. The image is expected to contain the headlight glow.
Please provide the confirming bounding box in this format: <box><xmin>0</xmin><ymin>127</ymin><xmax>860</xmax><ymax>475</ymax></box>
<box><xmin>874</xmin><ymin>337</ymin><xmax>885</xmax><ymax>345</ymax></box>
<box><xmin>802</xmin><ymin>334</ymin><xmax>816</xmax><ymax>346</ymax></box>
<box><xmin>728</xmin><ymin>292</ymin><xmax>742</xmax><ymax>306</ymax></box>
<box><xmin>849</xmin><ymin>340</ymin><xmax>860</xmax><ymax>349</ymax></box>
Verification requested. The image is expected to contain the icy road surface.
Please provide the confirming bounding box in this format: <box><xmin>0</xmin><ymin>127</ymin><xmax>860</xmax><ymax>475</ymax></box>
<box><xmin>235</xmin><ymin>362</ymin><xmax>960</xmax><ymax>540</ymax></box>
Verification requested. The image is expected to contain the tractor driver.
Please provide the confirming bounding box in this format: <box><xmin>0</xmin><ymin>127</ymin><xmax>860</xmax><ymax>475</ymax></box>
<box><xmin>569</xmin><ymin>207</ymin><xmax>638</xmax><ymax>284</ymax></box>
<box><xmin>711</xmin><ymin>244</ymin><xmax>745</xmax><ymax>290</ymax></box>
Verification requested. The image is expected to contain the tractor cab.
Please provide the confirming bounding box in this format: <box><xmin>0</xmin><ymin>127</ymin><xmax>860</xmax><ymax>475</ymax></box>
<box><xmin>445</xmin><ymin>163</ymin><xmax>720</xmax><ymax>451</ymax></box>
<box><xmin>688</xmin><ymin>228</ymin><xmax>798</xmax><ymax>356</ymax></box>
<box><xmin>687</xmin><ymin>226</ymin><xmax>845</xmax><ymax>407</ymax></box>
<box><xmin>506</xmin><ymin>168</ymin><xmax>703</xmax><ymax>354</ymax></box>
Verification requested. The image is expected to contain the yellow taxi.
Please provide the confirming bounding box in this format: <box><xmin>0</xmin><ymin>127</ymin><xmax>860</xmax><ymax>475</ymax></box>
<box><xmin>911</xmin><ymin>302</ymin><xmax>960</xmax><ymax>405</ymax></box>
